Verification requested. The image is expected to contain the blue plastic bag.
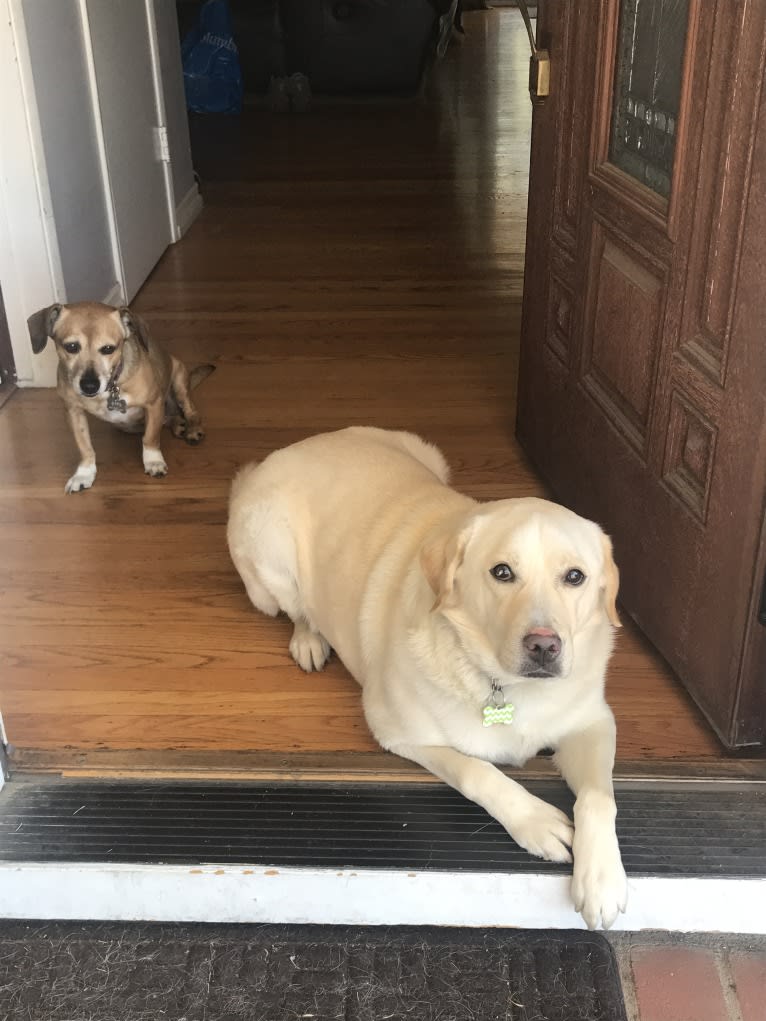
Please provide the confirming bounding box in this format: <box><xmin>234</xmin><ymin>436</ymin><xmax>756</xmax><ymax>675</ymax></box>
<box><xmin>182</xmin><ymin>0</ymin><xmax>243</xmax><ymax>114</ymax></box>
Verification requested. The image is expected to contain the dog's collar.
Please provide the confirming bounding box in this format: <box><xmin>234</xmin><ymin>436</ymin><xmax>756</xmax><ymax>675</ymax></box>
<box><xmin>106</xmin><ymin>359</ymin><xmax>127</xmax><ymax>413</ymax></box>
<box><xmin>482</xmin><ymin>679</ymin><xmax>515</xmax><ymax>727</ymax></box>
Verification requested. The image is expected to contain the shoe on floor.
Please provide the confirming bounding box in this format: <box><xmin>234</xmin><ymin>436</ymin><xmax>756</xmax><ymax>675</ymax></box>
<box><xmin>268</xmin><ymin>75</ymin><xmax>290</xmax><ymax>114</ymax></box>
<box><xmin>288</xmin><ymin>72</ymin><xmax>312</xmax><ymax>113</ymax></box>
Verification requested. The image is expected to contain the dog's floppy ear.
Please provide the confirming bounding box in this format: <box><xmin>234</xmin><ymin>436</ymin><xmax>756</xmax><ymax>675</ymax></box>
<box><xmin>420</xmin><ymin>516</ymin><xmax>475</xmax><ymax>611</ymax></box>
<box><xmin>28</xmin><ymin>303</ymin><xmax>63</xmax><ymax>354</ymax></box>
<box><xmin>119</xmin><ymin>307</ymin><xmax>150</xmax><ymax>351</ymax></box>
<box><xmin>600</xmin><ymin>532</ymin><xmax>621</xmax><ymax>628</ymax></box>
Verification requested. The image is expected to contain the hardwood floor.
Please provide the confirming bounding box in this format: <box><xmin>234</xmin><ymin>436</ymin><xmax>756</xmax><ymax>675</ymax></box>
<box><xmin>0</xmin><ymin>11</ymin><xmax>737</xmax><ymax>778</ymax></box>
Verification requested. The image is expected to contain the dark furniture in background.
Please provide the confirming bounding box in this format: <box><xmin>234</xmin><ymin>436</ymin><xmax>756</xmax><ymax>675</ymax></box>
<box><xmin>177</xmin><ymin>0</ymin><xmax>458</xmax><ymax>97</ymax></box>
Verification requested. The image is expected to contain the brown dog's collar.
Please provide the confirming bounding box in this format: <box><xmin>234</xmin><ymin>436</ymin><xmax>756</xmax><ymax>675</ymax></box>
<box><xmin>108</xmin><ymin>359</ymin><xmax>124</xmax><ymax>388</ymax></box>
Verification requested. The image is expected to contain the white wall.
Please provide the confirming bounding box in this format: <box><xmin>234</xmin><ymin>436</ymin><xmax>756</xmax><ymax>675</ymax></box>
<box><xmin>0</xmin><ymin>0</ymin><xmax>61</xmax><ymax>385</ymax></box>
<box><xmin>0</xmin><ymin>0</ymin><xmax>200</xmax><ymax>386</ymax></box>
<box><xmin>21</xmin><ymin>0</ymin><xmax>118</xmax><ymax>304</ymax></box>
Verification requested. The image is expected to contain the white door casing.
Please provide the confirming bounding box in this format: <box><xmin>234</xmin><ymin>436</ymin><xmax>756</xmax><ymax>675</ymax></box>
<box><xmin>0</xmin><ymin>0</ymin><xmax>200</xmax><ymax>386</ymax></box>
<box><xmin>0</xmin><ymin>0</ymin><xmax>65</xmax><ymax>387</ymax></box>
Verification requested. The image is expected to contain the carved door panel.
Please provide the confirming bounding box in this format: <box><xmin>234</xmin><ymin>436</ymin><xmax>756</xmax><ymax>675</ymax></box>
<box><xmin>517</xmin><ymin>0</ymin><xmax>766</xmax><ymax>748</ymax></box>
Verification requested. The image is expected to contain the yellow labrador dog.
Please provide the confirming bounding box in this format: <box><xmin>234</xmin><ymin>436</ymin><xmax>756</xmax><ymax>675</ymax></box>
<box><xmin>228</xmin><ymin>426</ymin><xmax>628</xmax><ymax>928</ymax></box>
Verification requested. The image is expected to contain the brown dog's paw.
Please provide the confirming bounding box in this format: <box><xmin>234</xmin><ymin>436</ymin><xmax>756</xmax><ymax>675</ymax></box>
<box><xmin>170</xmin><ymin>415</ymin><xmax>187</xmax><ymax>439</ymax></box>
<box><xmin>184</xmin><ymin>425</ymin><xmax>205</xmax><ymax>445</ymax></box>
<box><xmin>143</xmin><ymin>449</ymin><xmax>168</xmax><ymax>477</ymax></box>
<box><xmin>65</xmin><ymin>466</ymin><xmax>97</xmax><ymax>493</ymax></box>
<box><xmin>171</xmin><ymin>415</ymin><xmax>204</xmax><ymax>444</ymax></box>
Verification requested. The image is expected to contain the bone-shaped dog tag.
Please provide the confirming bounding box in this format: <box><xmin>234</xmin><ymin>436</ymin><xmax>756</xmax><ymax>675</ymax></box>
<box><xmin>107</xmin><ymin>391</ymin><xmax>127</xmax><ymax>413</ymax></box>
<box><xmin>482</xmin><ymin>703</ymin><xmax>515</xmax><ymax>727</ymax></box>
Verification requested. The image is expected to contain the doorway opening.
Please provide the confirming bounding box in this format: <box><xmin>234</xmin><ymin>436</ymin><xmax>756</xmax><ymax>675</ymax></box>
<box><xmin>0</xmin><ymin>8</ymin><xmax>754</xmax><ymax>780</ymax></box>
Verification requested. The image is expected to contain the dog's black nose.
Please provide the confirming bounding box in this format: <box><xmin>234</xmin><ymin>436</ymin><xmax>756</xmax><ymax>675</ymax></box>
<box><xmin>522</xmin><ymin>629</ymin><xmax>561</xmax><ymax>666</ymax></box>
<box><xmin>79</xmin><ymin>373</ymin><xmax>100</xmax><ymax>397</ymax></box>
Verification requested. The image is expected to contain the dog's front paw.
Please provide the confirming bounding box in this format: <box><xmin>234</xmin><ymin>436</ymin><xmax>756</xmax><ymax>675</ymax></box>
<box><xmin>507</xmin><ymin>795</ymin><xmax>574</xmax><ymax>864</ymax></box>
<box><xmin>143</xmin><ymin>449</ymin><xmax>168</xmax><ymax>478</ymax></box>
<box><xmin>289</xmin><ymin>622</ymin><xmax>331</xmax><ymax>672</ymax></box>
<box><xmin>572</xmin><ymin>839</ymin><xmax>627</xmax><ymax>930</ymax></box>
<box><xmin>65</xmin><ymin>465</ymin><xmax>97</xmax><ymax>493</ymax></box>
<box><xmin>571</xmin><ymin>794</ymin><xmax>628</xmax><ymax>929</ymax></box>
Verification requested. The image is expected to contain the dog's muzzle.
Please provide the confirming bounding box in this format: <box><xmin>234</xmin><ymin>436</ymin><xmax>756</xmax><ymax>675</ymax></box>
<box><xmin>79</xmin><ymin>371</ymin><xmax>100</xmax><ymax>397</ymax></box>
<box><xmin>520</xmin><ymin>627</ymin><xmax>562</xmax><ymax>678</ymax></box>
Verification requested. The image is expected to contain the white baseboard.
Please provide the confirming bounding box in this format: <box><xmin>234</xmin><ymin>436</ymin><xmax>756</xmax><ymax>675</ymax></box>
<box><xmin>1</xmin><ymin>863</ymin><xmax>764</xmax><ymax>934</ymax></box>
<box><xmin>174</xmin><ymin>182</ymin><xmax>203</xmax><ymax>240</ymax></box>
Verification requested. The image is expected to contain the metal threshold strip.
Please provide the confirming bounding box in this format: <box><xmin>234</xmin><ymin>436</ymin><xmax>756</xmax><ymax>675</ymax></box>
<box><xmin>0</xmin><ymin>776</ymin><xmax>763</xmax><ymax>876</ymax></box>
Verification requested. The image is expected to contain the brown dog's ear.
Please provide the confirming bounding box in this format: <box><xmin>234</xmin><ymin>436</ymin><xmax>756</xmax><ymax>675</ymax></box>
<box><xmin>119</xmin><ymin>307</ymin><xmax>150</xmax><ymax>351</ymax></box>
<box><xmin>28</xmin><ymin>303</ymin><xmax>63</xmax><ymax>354</ymax></box>
<box><xmin>420</xmin><ymin>517</ymin><xmax>475</xmax><ymax>611</ymax></box>
<box><xmin>600</xmin><ymin>532</ymin><xmax>621</xmax><ymax>628</ymax></box>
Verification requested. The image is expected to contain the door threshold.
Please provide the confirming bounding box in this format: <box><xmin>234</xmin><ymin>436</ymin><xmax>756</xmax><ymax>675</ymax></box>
<box><xmin>1</xmin><ymin>776</ymin><xmax>764</xmax><ymax>933</ymax></box>
<box><xmin>3</xmin><ymin>861</ymin><xmax>763</xmax><ymax>933</ymax></box>
<box><xmin>8</xmin><ymin>748</ymin><xmax>766</xmax><ymax>783</ymax></box>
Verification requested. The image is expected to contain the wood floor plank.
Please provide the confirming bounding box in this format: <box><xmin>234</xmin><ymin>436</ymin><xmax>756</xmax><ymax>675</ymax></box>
<box><xmin>0</xmin><ymin>11</ymin><xmax>732</xmax><ymax>771</ymax></box>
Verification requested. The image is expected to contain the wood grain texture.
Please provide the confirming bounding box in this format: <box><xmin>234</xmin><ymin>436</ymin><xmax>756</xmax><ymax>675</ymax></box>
<box><xmin>519</xmin><ymin>1</ymin><xmax>766</xmax><ymax>749</ymax></box>
<box><xmin>0</xmin><ymin>11</ymin><xmax>729</xmax><ymax>773</ymax></box>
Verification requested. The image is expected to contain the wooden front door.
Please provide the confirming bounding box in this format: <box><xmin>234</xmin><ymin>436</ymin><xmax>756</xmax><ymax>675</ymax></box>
<box><xmin>517</xmin><ymin>0</ymin><xmax>766</xmax><ymax>749</ymax></box>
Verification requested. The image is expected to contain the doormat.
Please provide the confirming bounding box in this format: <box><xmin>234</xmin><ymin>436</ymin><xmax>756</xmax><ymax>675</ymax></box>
<box><xmin>0</xmin><ymin>922</ymin><xmax>626</xmax><ymax>1021</ymax></box>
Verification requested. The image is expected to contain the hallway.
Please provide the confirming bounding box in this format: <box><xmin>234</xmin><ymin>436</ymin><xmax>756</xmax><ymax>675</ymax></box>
<box><xmin>0</xmin><ymin>10</ymin><xmax>728</xmax><ymax>776</ymax></box>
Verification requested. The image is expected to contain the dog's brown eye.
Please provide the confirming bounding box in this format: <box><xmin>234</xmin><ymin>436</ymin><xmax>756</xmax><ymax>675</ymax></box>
<box><xmin>564</xmin><ymin>568</ymin><xmax>586</xmax><ymax>586</ymax></box>
<box><xmin>100</xmin><ymin>345</ymin><xmax>116</xmax><ymax>355</ymax></box>
<box><xmin>490</xmin><ymin>563</ymin><xmax>515</xmax><ymax>583</ymax></box>
<box><xmin>63</xmin><ymin>342</ymin><xmax>80</xmax><ymax>354</ymax></box>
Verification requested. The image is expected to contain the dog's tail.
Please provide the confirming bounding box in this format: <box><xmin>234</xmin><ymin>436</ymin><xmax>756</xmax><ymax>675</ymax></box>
<box><xmin>189</xmin><ymin>363</ymin><xmax>216</xmax><ymax>390</ymax></box>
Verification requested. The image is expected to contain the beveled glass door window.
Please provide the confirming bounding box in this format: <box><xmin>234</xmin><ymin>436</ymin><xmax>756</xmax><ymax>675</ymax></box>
<box><xmin>609</xmin><ymin>0</ymin><xmax>690</xmax><ymax>198</ymax></box>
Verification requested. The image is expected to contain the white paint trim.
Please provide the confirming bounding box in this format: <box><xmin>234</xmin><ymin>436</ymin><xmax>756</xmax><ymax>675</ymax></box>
<box><xmin>0</xmin><ymin>713</ymin><xmax>6</xmax><ymax>793</ymax></box>
<box><xmin>0</xmin><ymin>863</ymin><xmax>763</xmax><ymax>934</ymax></box>
<box><xmin>76</xmin><ymin>0</ymin><xmax>126</xmax><ymax>305</ymax></box>
<box><xmin>174</xmin><ymin>182</ymin><xmax>204</xmax><ymax>239</ymax></box>
<box><xmin>144</xmin><ymin>0</ymin><xmax>179</xmax><ymax>243</ymax></box>
<box><xmin>103</xmin><ymin>281</ymin><xmax>125</xmax><ymax>308</ymax></box>
<box><xmin>6</xmin><ymin>1</ymin><xmax>66</xmax><ymax>299</ymax></box>
<box><xmin>0</xmin><ymin>0</ymin><xmax>64</xmax><ymax>387</ymax></box>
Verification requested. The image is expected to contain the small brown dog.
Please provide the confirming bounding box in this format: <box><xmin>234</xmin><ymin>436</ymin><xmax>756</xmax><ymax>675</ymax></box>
<box><xmin>28</xmin><ymin>301</ymin><xmax>214</xmax><ymax>493</ymax></box>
